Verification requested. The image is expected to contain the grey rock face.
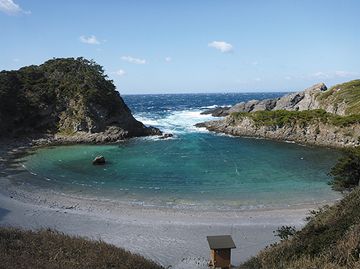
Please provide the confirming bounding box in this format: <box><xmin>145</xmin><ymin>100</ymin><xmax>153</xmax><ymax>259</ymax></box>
<box><xmin>196</xmin><ymin>82</ymin><xmax>360</xmax><ymax>148</ymax></box>
<box><xmin>201</xmin><ymin>107</ymin><xmax>230</xmax><ymax>117</ymax></box>
<box><xmin>273</xmin><ymin>83</ymin><xmax>327</xmax><ymax>111</ymax></box>
<box><xmin>203</xmin><ymin>83</ymin><xmax>328</xmax><ymax>117</ymax></box>
<box><xmin>200</xmin><ymin>117</ymin><xmax>360</xmax><ymax>148</ymax></box>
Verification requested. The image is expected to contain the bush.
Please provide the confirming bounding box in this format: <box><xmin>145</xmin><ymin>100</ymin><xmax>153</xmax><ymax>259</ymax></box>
<box><xmin>329</xmin><ymin>147</ymin><xmax>360</xmax><ymax>191</ymax></box>
<box><xmin>240</xmin><ymin>188</ymin><xmax>360</xmax><ymax>269</ymax></box>
<box><xmin>273</xmin><ymin>226</ymin><xmax>296</xmax><ymax>240</ymax></box>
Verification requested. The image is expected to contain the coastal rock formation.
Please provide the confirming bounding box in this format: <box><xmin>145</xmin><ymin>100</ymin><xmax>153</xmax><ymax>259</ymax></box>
<box><xmin>0</xmin><ymin>58</ymin><xmax>161</xmax><ymax>142</ymax></box>
<box><xmin>201</xmin><ymin>106</ymin><xmax>230</xmax><ymax>117</ymax></box>
<box><xmin>202</xmin><ymin>83</ymin><xmax>328</xmax><ymax>117</ymax></box>
<box><xmin>197</xmin><ymin>114</ymin><xmax>360</xmax><ymax>148</ymax></box>
<box><xmin>198</xmin><ymin>80</ymin><xmax>360</xmax><ymax>147</ymax></box>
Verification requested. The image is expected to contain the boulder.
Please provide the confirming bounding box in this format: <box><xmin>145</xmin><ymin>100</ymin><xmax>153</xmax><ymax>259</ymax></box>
<box><xmin>92</xmin><ymin>156</ymin><xmax>105</xmax><ymax>165</ymax></box>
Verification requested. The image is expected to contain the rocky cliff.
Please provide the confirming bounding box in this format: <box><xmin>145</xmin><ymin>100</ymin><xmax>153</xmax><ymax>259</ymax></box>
<box><xmin>198</xmin><ymin>80</ymin><xmax>360</xmax><ymax>147</ymax></box>
<box><xmin>203</xmin><ymin>80</ymin><xmax>360</xmax><ymax>117</ymax></box>
<box><xmin>0</xmin><ymin>57</ymin><xmax>161</xmax><ymax>142</ymax></box>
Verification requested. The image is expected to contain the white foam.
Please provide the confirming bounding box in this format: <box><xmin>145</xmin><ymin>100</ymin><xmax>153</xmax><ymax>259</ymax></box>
<box><xmin>134</xmin><ymin>110</ymin><xmax>216</xmax><ymax>134</ymax></box>
<box><xmin>200</xmin><ymin>104</ymin><xmax>230</xmax><ymax>109</ymax></box>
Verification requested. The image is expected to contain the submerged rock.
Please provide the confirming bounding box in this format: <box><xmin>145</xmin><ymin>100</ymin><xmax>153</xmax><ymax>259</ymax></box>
<box><xmin>92</xmin><ymin>156</ymin><xmax>105</xmax><ymax>165</ymax></box>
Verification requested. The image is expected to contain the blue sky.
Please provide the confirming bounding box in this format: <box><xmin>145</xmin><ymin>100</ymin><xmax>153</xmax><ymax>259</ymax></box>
<box><xmin>1</xmin><ymin>0</ymin><xmax>359</xmax><ymax>94</ymax></box>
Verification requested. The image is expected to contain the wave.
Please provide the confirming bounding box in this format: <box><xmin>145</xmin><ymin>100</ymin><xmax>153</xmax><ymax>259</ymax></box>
<box><xmin>134</xmin><ymin>109</ymin><xmax>216</xmax><ymax>134</ymax></box>
<box><xmin>200</xmin><ymin>104</ymin><xmax>231</xmax><ymax>109</ymax></box>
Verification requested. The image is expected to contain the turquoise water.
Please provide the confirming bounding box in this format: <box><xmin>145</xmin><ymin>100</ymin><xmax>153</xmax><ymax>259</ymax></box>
<box><xmin>20</xmin><ymin>133</ymin><xmax>340</xmax><ymax>210</ymax></box>
<box><xmin>17</xmin><ymin>93</ymin><xmax>341</xmax><ymax>210</ymax></box>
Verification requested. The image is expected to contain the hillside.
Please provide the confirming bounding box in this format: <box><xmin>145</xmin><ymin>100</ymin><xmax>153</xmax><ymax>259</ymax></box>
<box><xmin>0</xmin><ymin>227</ymin><xmax>163</xmax><ymax>269</ymax></box>
<box><xmin>240</xmin><ymin>187</ymin><xmax>360</xmax><ymax>269</ymax></box>
<box><xmin>317</xmin><ymin>80</ymin><xmax>360</xmax><ymax>115</ymax></box>
<box><xmin>0</xmin><ymin>58</ymin><xmax>160</xmax><ymax>142</ymax></box>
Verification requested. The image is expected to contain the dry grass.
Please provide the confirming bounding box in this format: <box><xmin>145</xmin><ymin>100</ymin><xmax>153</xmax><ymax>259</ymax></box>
<box><xmin>0</xmin><ymin>227</ymin><xmax>163</xmax><ymax>269</ymax></box>
<box><xmin>318</xmin><ymin>79</ymin><xmax>360</xmax><ymax>115</ymax></box>
<box><xmin>240</xmin><ymin>188</ymin><xmax>360</xmax><ymax>269</ymax></box>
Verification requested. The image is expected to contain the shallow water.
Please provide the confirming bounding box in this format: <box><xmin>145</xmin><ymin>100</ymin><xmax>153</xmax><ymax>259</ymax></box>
<box><xmin>18</xmin><ymin>93</ymin><xmax>341</xmax><ymax>210</ymax></box>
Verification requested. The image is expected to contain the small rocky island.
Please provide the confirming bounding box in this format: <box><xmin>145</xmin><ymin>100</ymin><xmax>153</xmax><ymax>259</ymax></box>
<box><xmin>0</xmin><ymin>57</ymin><xmax>161</xmax><ymax>144</ymax></box>
<box><xmin>198</xmin><ymin>80</ymin><xmax>360</xmax><ymax>147</ymax></box>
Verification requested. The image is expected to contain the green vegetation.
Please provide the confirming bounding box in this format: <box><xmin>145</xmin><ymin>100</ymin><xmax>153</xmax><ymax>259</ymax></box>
<box><xmin>240</xmin><ymin>188</ymin><xmax>360</xmax><ymax>269</ymax></box>
<box><xmin>317</xmin><ymin>79</ymin><xmax>360</xmax><ymax>115</ymax></box>
<box><xmin>273</xmin><ymin>226</ymin><xmax>297</xmax><ymax>241</ymax></box>
<box><xmin>329</xmin><ymin>147</ymin><xmax>360</xmax><ymax>191</ymax></box>
<box><xmin>0</xmin><ymin>227</ymin><xmax>163</xmax><ymax>269</ymax></box>
<box><xmin>231</xmin><ymin>109</ymin><xmax>360</xmax><ymax>128</ymax></box>
<box><xmin>0</xmin><ymin>57</ymin><xmax>132</xmax><ymax>137</ymax></box>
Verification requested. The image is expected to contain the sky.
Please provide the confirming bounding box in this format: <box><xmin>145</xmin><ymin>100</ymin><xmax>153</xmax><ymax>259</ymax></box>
<box><xmin>1</xmin><ymin>0</ymin><xmax>360</xmax><ymax>94</ymax></box>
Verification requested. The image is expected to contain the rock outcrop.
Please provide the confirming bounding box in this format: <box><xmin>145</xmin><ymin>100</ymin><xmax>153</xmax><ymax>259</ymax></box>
<box><xmin>202</xmin><ymin>83</ymin><xmax>328</xmax><ymax>117</ymax></box>
<box><xmin>198</xmin><ymin>80</ymin><xmax>360</xmax><ymax>148</ymax></box>
<box><xmin>0</xmin><ymin>57</ymin><xmax>161</xmax><ymax>142</ymax></box>
<box><xmin>197</xmin><ymin>116</ymin><xmax>360</xmax><ymax>148</ymax></box>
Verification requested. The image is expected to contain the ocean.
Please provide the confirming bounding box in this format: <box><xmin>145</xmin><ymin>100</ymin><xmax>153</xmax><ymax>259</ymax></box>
<box><xmin>18</xmin><ymin>92</ymin><xmax>341</xmax><ymax>210</ymax></box>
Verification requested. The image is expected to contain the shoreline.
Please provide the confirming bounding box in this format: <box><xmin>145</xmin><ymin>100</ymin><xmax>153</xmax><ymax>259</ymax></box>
<box><xmin>0</xmin><ymin>138</ymin><xmax>342</xmax><ymax>267</ymax></box>
<box><xmin>0</xmin><ymin>176</ymin><xmax>324</xmax><ymax>268</ymax></box>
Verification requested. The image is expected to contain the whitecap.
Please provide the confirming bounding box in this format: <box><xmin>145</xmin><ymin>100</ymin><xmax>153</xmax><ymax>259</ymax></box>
<box><xmin>133</xmin><ymin>109</ymin><xmax>216</xmax><ymax>134</ymax></box>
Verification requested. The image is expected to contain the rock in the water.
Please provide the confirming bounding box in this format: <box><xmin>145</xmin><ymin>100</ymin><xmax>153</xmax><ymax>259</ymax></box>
<box><xmin>159</xmin><ymin>133</ymin><xmax>173</xmax><ymax>139</ymax></box>
<box><xmin>92</xmin><ymin>156</ymin><xmax>105</xmax><ymax>165</ymax></box>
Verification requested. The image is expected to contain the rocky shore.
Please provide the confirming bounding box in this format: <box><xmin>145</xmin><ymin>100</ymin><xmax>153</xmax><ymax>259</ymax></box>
<box><xmin>198</xmin><ymin>80</ymin><xmax>360</xmax><ymax>148</ymax></box>
<box><xmin>196</xmin><ymin>117</ymin><xmax>360</xmax><ymax>148</ymax></box>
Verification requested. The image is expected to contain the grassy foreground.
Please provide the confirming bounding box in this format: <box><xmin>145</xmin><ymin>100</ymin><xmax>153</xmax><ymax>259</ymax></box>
<box><xmin>240</xmin><ymin>187</ymin><xmax>360</xmax><ymax>269</ymax></box>
<box><xmin>0</xmin><ymin>227</ymin><xmax>163</xmax><ymax>269</ymax></box>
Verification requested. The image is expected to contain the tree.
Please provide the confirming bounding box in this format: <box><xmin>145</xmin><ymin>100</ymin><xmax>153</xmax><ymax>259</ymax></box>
<box><xmin>329</xmin><ymin>147</ymin><xmax>360</xmax><ymax>191</ymax></box>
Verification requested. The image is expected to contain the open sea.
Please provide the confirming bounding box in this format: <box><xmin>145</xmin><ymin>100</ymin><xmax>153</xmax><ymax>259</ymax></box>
<box><xmin>17</xmin><ymin>93</ymin><xmax>341</xmax><ymax>210</ymax></box>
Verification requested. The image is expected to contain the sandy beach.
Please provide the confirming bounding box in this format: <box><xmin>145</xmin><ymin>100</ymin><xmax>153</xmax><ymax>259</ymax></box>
<box><xmin>0</xmin><ymin>139</ymin><xmax>338</xmax><ymax>268</ymax></box>
<box><xmin>0</xmin><ymin>167</ymin><xmax>323</xmax><ymax>269</ymax></box>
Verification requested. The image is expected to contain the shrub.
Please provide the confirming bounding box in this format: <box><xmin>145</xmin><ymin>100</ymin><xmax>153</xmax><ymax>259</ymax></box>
<box><xmin>329</xmin><ymin>147</ymin><xmax>360</xmax><ymax>191</ymax></box>
<box><xmin>273</xmin><ymin>226</ymin><xmax>297</xmax><ymax>240</ymax></box>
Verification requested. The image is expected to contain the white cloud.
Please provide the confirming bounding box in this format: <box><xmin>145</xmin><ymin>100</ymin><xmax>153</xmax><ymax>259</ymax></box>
<box><xmin>252</xmin><ymin>61</ymin><xmax>259</xmax><ymax>66</ymax></box>
<box><xmin>312</xmin><ymin>72</ymin><xmax>331</xmax><ymax>79</ymax></box>
<box><xmin>0</xmin><ymin>0</ymin><xmax>30</xmax><ymax>15</ymax></box>
<box><xmin>208</xmin><ymin>41</ymin><xmax>233</xmax><ymax>53</ymax></box>
<box><xmin>165</xmin><ymin>57</ymin><xmax>172</xmax><ymax>62</ymax></box>
<box><xmin>121</xmin><ymin>56</ymin><xmax>146</xmax><ymax>64</ymax></box>
<box><xmin>285</xmin><ymin>76</ymin><xmax>292</xmax><ymax>80</ymax></box>
<box><xmin>114</xmin><ymin>69</ymin><xmax>126</xmax><ymax>76</ymax></box>
<box><xmin>255</xmin><ymin>77</ymin><xmax>262</xmax><ymax>81</ymax></box>
<box><xmin>79</xmin><ymin>35</ymin><xmax>100</xmax><ymax>45</ymax></box>
<box><xmin>334</xmin><ymin>70</ymin><xmax>358</xmax><ymax>78</ymax></box>
<box><xmin>311</xmin><ymin>70</ymin><xmax>358</xmax><ymax>79</ymax></box>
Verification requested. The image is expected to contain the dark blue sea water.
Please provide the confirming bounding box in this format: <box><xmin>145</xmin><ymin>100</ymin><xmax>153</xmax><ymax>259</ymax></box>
<box><xmin>19</xmin><ymin>93</ymin><xmax>341</xmax><ymax>210</ymax></box>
